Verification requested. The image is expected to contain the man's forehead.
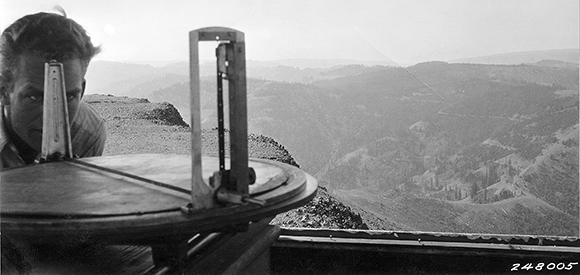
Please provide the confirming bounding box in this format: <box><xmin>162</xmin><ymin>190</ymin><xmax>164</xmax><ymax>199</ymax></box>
<box><xmin>13</xmin><ymin>54</ymin><xmax>86</xmax><ymax>86</ymax></box>
<box><xmin>16</xmin><ymin>54</ymin><xmax>85</xmax><ymax>74</ymax></box>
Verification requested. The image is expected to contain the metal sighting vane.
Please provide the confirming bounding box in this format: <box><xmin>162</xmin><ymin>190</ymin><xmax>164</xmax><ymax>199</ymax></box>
<box><xmin>40</xmin><ymin>60</ymin><xmax>73</xmax><ymax>162</ymax></box>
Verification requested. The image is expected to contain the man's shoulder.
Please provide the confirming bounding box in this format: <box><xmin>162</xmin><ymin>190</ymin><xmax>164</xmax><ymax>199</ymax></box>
<box><xmin>74</xmin><ymin>101</ymin><xmax>105</xmax><ymax>127</ymax></box>
<box><xmin>71</xmin><ymin>100</ymin><xmax>107</xmax><ymax>157</ymax></box>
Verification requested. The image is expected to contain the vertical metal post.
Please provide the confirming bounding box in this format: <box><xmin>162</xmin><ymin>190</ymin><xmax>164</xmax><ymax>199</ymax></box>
<box><xmin>189</xmin><ymin>31</ymin><xmax>215</xmax><ymax>209</ymax></box>
<box><xmin>226</xmin><ymin>42</ymin><xmax>249</xmax><ymax>194</ymax></box>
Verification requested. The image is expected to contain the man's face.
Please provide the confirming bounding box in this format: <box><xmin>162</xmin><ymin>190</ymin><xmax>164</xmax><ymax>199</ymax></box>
<box><xmin>1</xmin><ymin>54</ymin><xmax>85</xmax><ymax>151</ymax></box>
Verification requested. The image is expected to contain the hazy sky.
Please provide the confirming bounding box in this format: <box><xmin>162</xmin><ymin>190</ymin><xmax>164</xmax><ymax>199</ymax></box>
<box><xmin>1</xmin><ymin>0</ymin><xmax>578</xmax><ymax>65</ymax></box>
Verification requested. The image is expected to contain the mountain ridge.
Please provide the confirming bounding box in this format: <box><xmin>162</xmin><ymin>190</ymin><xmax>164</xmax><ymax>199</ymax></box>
<box><xmin>450</xmin><ymin>48</ymin><xmax>579</xmax><ymax>65</ymax></box>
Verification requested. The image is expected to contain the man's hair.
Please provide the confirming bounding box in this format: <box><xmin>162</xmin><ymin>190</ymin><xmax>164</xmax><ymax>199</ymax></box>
<box><xmin>0</xmin><ymin>9</ymin><xmax>100</xmax><ymax>85</ymax></box>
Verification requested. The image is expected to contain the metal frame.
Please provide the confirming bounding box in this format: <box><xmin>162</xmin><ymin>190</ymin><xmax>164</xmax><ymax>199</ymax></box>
<box><xmin>189</xmin><ymin>27</ymin><xmax>249</xmax><ymax>209</ymax></box>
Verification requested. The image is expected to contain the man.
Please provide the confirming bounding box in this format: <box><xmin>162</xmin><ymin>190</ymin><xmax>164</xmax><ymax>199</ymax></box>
<box><xmin>0</xmin><ymin>10</ymin><xmax>106</xmax><ymax>169</ymax></box>
<box><xmin>1</xmin><ymin>10</ymin><xmax>107</xmax><ymax>272</ymax></box>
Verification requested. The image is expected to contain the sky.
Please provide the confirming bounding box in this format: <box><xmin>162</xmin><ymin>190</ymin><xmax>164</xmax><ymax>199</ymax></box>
<box><xmin>1</xmin><ymin>0</ymin><xmax>578</xmax><ymax>65</ymax></box>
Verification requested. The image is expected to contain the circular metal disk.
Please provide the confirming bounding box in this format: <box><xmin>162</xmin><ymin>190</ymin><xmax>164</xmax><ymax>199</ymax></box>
<box><xmin>0</xmin><ymin>154</ymin><xmax>317</xmax><ymax>244</ymax></box>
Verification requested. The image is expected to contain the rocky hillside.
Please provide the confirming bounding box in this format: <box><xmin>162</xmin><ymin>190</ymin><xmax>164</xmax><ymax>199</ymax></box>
<box><xmin>271</xmin><ymin>185</ymin><xmax>367</xmax><ymax>229</ymax></box>
<box><xmin>84</xmin><ymin>94</ymin><xmax>367</xmax><ymax>230</ymax></box>
<box><xmin>85</xmin><ymin>94</ymin><xmax>191</xmax><ymax>155</ymax></box>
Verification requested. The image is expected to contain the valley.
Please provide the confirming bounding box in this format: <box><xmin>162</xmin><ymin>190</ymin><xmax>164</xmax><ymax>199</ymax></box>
<box><xmin>84</xmin><ymin>49</ymin><xmax>579</xmax><ymax>236</ymax></box>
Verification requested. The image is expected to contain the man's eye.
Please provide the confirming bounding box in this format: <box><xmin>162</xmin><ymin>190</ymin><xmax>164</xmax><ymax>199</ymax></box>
<box><xmin>67</xmin><ymin>94</ymin><xmax>78</xmax><ymax>101</ymax></box>
<box><xmin>28</xmin><ymin>95</ymin><xmax>43</xmax><ymax>102</ymax></box>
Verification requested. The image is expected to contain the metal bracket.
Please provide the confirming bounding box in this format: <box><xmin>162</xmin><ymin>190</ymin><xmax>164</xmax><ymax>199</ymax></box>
<box><xmin>209</xmin><ymin>169</ymin><xmax>264</xmax><ymax>206</ymax></box>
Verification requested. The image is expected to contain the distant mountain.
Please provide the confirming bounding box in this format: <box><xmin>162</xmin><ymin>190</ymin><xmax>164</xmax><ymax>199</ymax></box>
<box><xmin>84</xmin><ymin>60</ymin><xmax>401</xmax><ymax>98</ymax></box>
<box><xmin>260</xmin><ymin>58</ymin><xmax>400</xmax><ymax>69</ymax></box>
<box><xmin>450</xmin><ymin>49</ymin><xmax>579</xmax><ymax>65</ymax></box>
<box><xmin>530</xmin><ymin>59</ymin><xmax>579</xmax><ymax>69</ymax></box>
<box><xmin>85</xmin><ymin>51</ymin><xmax>577</xmax><ymax>96</ymax></box>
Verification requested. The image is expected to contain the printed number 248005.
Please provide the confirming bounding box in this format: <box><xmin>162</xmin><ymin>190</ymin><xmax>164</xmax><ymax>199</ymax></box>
<box><xmin>511</xmin><ymin>262</ymin><xmax>578</xmax><ymax>271</ymax></box>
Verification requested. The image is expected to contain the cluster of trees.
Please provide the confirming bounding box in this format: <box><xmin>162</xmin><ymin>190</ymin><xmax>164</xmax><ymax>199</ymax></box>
<box><xmin>418</xmin><ymin>146</ymin><xmax>520</xmax><ymax>203</ymax></box>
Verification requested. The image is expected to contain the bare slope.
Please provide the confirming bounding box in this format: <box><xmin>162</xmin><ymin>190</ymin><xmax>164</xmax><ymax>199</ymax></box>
<box><xmin>85</xmin><ymin>94</ymin><xmax>191</xmax><ymax>155</ymax></box>
<box><xmin>334</xmin><ymin>189</ymin><xmax>577</xmax><ymax>236</ymax></box>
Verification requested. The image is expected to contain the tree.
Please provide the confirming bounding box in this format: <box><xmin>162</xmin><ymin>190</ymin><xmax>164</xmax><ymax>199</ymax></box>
<box><xmin>488</xmin><ymin>163</ymin><xmax>498</xmax><ymax>185</ymax></box>
<box><xmin>485</xmin><ymin>169</ymin><xmax>490</xmax><ymax>187</ymax></box>
<box><xmin>470</xmin><ymin>181</ymin><xmax>479</xmax><ymax>199</ymax></box>
<box><xmin>483</xmin><ymin>187</ymin><xmax>487</xmax><ymax>203</ymax></box>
